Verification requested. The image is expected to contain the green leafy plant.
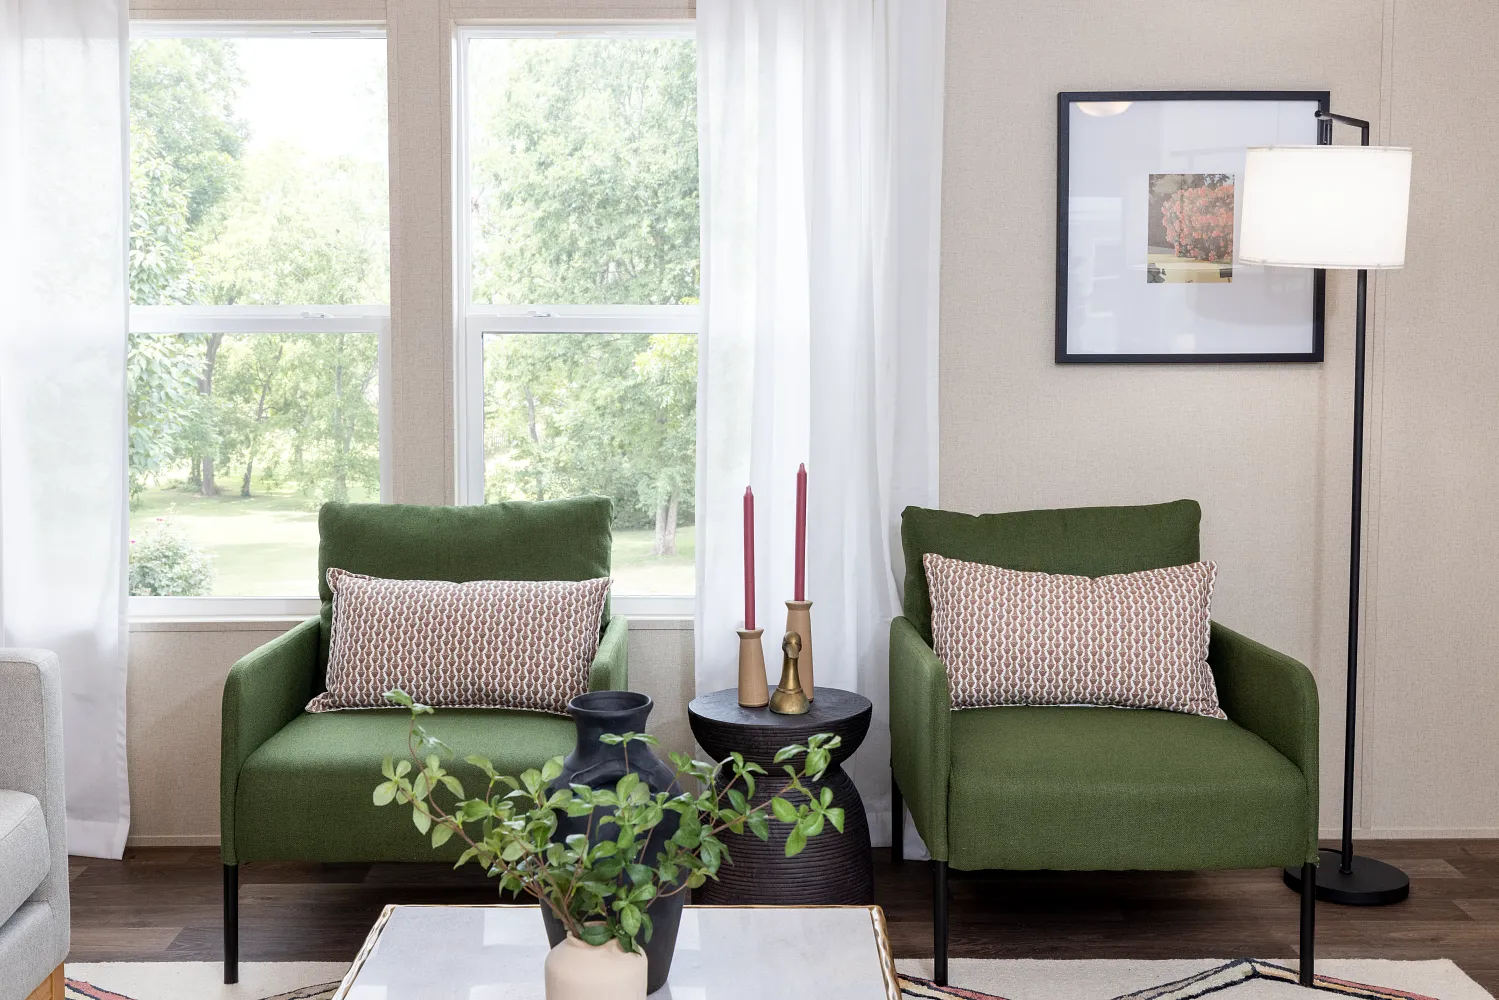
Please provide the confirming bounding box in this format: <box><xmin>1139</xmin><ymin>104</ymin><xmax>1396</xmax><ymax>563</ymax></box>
<box><xmin>128</xmin><ymin>516</ymin><xmax>214</xmax><ymax>596</ymax></box>
<box><xmin>374</xmin><ymin>691</ymin><xmax>843</xmax><ymax>953</ymax></box>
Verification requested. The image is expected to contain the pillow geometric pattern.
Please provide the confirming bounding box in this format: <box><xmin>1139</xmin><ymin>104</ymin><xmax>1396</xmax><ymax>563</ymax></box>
<box><xmin>308</xmin><ymin>569</ymin><xmax>612</xmax><ymax>716</ymax></box>
<box><xmin>923</xmin><ymin>553</ymin><xmax>1225</xmax><ymax>719</ymax></box>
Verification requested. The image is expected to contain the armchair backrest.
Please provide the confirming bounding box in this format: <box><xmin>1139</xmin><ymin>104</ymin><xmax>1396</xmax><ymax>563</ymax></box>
<box><xmin>316</xmin><ymin>496</ymin><xmax>614</xmax><ymax>679</ymax></box>
<box><xmin>899</xmin><ymin>499</ymin><xmax>1201</xmax><ymax>645</ymax></box>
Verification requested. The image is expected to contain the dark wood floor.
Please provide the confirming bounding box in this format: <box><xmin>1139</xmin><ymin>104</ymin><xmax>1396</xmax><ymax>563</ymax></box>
<box><xmin>68</xmin><ymin>841</ymin><xmax>1499</xmax><ymax>992</ymax></box>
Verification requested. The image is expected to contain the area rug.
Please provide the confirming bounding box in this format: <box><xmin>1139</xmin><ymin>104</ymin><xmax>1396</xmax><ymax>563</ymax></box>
<box><xmin>893</xmin><ymin>959</ymin><xmax>1494</xmax><ymax>1000</ymax></box>
<box><xmin>64</xmin><ymin>964</ymin><xmax>347</xmax><ymax>1000</ymax></box>
<box><xmin>63</xmin><ymin>959</ymin><xmax>1493</xmax><ymax>999</ymax></box>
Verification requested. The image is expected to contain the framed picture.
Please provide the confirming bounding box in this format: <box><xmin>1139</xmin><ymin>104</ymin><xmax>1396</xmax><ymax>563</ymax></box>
<box><xmin>1056</xmin><ymin>90</ymin><xmax>1330</xmax><ymax>363</ymax></box>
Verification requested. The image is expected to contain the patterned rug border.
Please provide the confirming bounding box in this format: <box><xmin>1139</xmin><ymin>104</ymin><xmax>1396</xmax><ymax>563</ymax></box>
<box><xmin>66</xmin><ymin>979</ymin><xmax>344</xmax><ymax>1000</ymax></box>
<box><xmin>61</xmin><ymin>959</ymin><xmax>1459</xmax><ymax>1000</ymax></box>
<box><xmin>898</xmin><ymin>959</ymin><xmax>1445</xmax><ymax>1000</ymax></box>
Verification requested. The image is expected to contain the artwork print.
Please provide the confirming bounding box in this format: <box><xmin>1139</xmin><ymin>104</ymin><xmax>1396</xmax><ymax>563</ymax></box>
<box><xmin>1147</xmin><ymin>173</ymin><xmax>1234</xmax><ymax>284</ymax></box>
<box><xmin>1055</xmin><ymin>91</ymin><xmax>1328</xmax><ymax>363</ymax></box>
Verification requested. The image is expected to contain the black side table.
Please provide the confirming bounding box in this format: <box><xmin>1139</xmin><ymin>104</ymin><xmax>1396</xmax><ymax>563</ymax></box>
<box><xmin>687</xmin><ymin>687</ymin><xmax>873</xmax><ymax>905</ymax></box>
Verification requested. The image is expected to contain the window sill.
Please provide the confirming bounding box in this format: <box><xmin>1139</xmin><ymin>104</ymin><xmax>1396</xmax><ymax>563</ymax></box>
<box><xmin>130</xmin><ymin>593</ymin><xmax>693</xmax><ymax>621</ymax></box>
<box><xmin>129</xmin><ymin>616</ymin><xmax>309</xmax><ymax>633</ymax></box>
<box><xmin>128</xmin><ymin>614</ymin><xmax>694</xmax><ymax>631</ymax></box>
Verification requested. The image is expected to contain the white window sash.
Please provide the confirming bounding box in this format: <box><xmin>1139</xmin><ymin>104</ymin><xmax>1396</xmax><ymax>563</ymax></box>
<box><xmin>131</xmin><ymin>304</ymin><xmax>389</xmax><ymax>334</ymax></box>
<box><xmin>457</xmin><ymin>23</ymin><xmax>693</xmax><ymax>42</ymax></box>
<box><xmin>131</xmin><ymin>22</ymin><xmax>385</xmax><ymax>40</ymax></box>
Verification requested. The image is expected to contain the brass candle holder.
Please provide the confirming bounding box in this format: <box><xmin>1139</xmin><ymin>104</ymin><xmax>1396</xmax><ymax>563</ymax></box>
<box><xmin>768</xmin><ymin>631</ymin><xmax>810</xmax><ymax>715</ymax></box>
<box><xmin>736</xmin><ymin>628</ymin><xmax>769</xmax><ymax>708</ymax></box>
<box><xmin>784</xmin><ymin>600</ymin><xmax>814</xmax><ymax>700</ymax></box>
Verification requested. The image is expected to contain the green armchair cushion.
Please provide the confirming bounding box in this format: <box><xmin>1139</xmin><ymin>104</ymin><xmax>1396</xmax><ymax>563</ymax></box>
<box><xmin>233</xmin><ymin>707</ymin><xmax>577</xmax><ymax>864</ymax></box>
<box><xmin>316</xmin><ymin>497</ymin><xmax>614</xmax><ymax>680</ymax></box>
<box><xmin>901</xmin><ymin>499</ymin><xmax>1201</xmax><ymax>645</ymax></box>
<box><xmin>945</xmin><ymin>705</ymin><xmax>1311</xmax><ymax>872</ymax></box>
<box><xmin>222</xmin><ymin>615</ymin><xmax>629</xmax><ymax>866</ymax></box>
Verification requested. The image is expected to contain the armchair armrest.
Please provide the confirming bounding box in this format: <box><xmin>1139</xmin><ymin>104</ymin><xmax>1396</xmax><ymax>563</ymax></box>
<box><xmin>0</xmin><ymin>649</ymin><xmax>69</xmax><ymax>942</ymax></box>
<box><xmin>588</xmin><ymin>614</ymin><xmax>629</xmax><ymax>692</ymax></box>
<box><xmin>220</xmin><ymin>618</ymin><xmax>320</xmax><ymax>865</ymax></box>
<box><xmin>889</xmin><ymin>615</ymin><xmax>952</xmax><ymax>860</ymax></box>
<box><xmin>1208</xmin><ymin>621</ymin><xmax>1320</xmax><ymax>860</ymax></box>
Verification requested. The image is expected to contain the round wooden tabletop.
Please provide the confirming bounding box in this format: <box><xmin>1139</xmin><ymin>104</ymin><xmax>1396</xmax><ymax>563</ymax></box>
<box><xmin>687</xmin><ymin>687</ymin><xmax>873</xmax><ymax>766</ymax></box>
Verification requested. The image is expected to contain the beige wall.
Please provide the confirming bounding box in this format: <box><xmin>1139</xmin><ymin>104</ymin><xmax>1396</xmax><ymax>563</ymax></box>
<box><xmin>940</xmin><ymin>0</ymin><xmax>1499</xmax><ymax>836</ymax></box>
<box><xmin>125</xmin><ymin>0</ymin><xmax>1499</xmax><ymax>844</ymax></box>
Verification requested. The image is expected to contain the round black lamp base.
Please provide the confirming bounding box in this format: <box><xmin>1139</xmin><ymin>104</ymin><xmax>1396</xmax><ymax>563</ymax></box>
<box><xmin>1284</xmin><ymin>848</ymin><xmax>1410</xmax><ymax>906</ymax></box>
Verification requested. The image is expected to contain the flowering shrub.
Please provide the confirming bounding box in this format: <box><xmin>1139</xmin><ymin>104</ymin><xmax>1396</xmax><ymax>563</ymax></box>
<box><xmin>129</xmin><ymin>517</ymin><xmax>214</xmax><ymax>596</ymax></box>
<box><xmin>1162</xmin><ymin>181</ymin><xmax>1235</xmax><ymax>263</ymax></box>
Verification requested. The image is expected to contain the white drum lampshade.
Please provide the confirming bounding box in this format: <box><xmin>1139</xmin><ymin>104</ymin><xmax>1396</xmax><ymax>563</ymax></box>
<box><xmin>1239</xmin><ymin>145</ymin><xmax>1412</xmax><ymax>269</ymax></box>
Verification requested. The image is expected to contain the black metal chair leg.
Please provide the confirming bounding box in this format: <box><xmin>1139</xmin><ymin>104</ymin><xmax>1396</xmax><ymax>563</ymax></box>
<box><xmin>1299</xmin><ymin>860</ymin><xmax>1316</xmax><ymax>986</ymax></box>
<box><xmin>224</xmin><ymin>864</ymin><xmax>239</xmax><ymax>984</ymax></box>
<box><xmin>891</xmin><ymin>772</ymin><xmax>904</xmax><ymax>865</ymax></box>
<box><xmin>933</xmin><ymin>860</ymin><xmax>949</xmax><ymax>985</ymax></box>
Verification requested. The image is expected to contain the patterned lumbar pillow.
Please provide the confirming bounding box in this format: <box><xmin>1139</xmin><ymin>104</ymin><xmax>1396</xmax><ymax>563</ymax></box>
<box><xmin>923</xmin><ymin>553</ymin><xmax>1224</xmax><ymax>719</ymax></box>
<box><xmin>307</xmin><ymin>569</ymin><xmax>612</xmax><ymax>716</ymax></box>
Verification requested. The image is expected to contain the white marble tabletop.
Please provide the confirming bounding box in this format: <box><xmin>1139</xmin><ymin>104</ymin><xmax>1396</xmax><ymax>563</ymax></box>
<box><xmin>334</xmin><ymin>904</ymin><xmax>899</xmax><ymax>1000</ymax></box>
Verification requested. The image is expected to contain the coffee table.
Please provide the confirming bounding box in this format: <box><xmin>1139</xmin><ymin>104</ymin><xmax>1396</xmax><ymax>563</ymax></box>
<box><xmin>334</xmin><ymin>903</ymin><xmax>899</xmax><ymax>999</ymax></box>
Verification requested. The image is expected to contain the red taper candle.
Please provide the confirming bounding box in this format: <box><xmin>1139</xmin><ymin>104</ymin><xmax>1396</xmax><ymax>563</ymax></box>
<box><xmin>743</xmin><ymin>486</ymin><xmax>756</xmax><ymax>630</ymax></box>
<box><xmin>794</xmin><ymin>463</ymin><xmax>807</xmax><ymax>601</ymax></box>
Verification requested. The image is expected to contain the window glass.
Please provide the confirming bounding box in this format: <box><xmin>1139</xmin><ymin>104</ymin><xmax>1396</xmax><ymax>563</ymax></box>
<box><xmin>467</xmin><ymin>37</ymin><xmax>699</xmax><ymax>306</ymax></box>
<box><xmin>130</xmin><ymin>36</ymin><xmax>389</xmax><ymax>307</ymax></box>
<box><xmin>464</xmin><ymin>32</ymin><xmax>699</xmax><ymax>598</ymax></box>
<box><xmin>483</xmin><ymin>333</ymin><xmax>696</xmax><ymax>596</ymax></box>
<box><xmin>128</xmin><ymin>33</ymin><xmax>388</xmax><ymax>598</ymax></box>
<box><xmin>127</xmin><ymin>332</ymin><xmax>380</xmax><ymax>597</ymax></box>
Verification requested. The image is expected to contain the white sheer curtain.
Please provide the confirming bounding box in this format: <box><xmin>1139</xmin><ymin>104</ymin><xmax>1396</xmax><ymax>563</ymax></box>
<box><xmin>695</xmin><ymin>0</ymin><xmax>945</xmax><ymax>847</ymax></box>
<box><xmin>0</xmin><ymin>0</ymin><xmax>131</xmax><ymax>858</ymax></box>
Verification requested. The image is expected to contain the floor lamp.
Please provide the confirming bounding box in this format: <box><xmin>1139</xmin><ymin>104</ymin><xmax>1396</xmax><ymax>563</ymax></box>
<box><xmin>1239</xmin><ymin>111</ymin><xmax>1413</xmax><ymax>905</ymax></box>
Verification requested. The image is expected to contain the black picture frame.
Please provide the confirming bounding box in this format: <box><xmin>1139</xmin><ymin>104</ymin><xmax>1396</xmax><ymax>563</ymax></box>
<box><xmin>1055</xmin><ymin>90</ymin><xmax>1331</xmax><ymax>364</ymax></box>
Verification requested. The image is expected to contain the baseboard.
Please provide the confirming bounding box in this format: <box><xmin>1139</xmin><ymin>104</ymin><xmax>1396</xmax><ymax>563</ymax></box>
<box><xmin>125</xmin><ymin>833</ymin><xmax>221</xmax><ymax>848</ymax></box>
<box><xmin>1321</xmin><ymin>827</ymin><xmax>1499</xmax><ymax>839</ymax></box>
<box><xmin>124</xmin><ymin>828</ymin><xmax>1499</xmax><ymax>851</ymax></box>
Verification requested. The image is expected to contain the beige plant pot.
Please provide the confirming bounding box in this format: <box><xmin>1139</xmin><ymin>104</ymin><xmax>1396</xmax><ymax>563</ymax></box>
<box><xmin>543</xmin><ymin>933</ymin><xmax>648</xmax><ymax>1000</ymax></box>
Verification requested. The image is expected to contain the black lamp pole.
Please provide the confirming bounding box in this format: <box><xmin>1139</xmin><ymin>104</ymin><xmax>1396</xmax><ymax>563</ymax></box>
<box><xmin>1282</xmin><ymin>109</ymin><xmax>1410</xmax><ymax>906</ymax></box>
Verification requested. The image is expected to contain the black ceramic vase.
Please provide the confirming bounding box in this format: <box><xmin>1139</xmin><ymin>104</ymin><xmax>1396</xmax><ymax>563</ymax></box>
<box><xmin>539</xmin><ymin>691</ymin><xmax>685</xmax><ymax>995</ymax></box>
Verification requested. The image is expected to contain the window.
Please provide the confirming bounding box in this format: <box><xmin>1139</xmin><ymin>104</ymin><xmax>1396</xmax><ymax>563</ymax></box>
<box><xmin>456</xmin><ymin>27</ymin><xmax>700</xmax><ymax>612</ymax></box>
<box><xmin>127</xmin><ymin>25</ymin><xmax>389</xmax><ymax>610</ymax></box>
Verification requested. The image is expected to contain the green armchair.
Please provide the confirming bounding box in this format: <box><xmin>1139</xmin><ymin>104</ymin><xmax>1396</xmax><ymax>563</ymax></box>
<box><xmin>889</xmin><ymin>500</ymin><xmax>1320</xmax><ymax>985</ymax></box>
<box><xmin>220</xmin><ymin>497</ymin><xmax>628</xmax><ymax>983</ymax></box>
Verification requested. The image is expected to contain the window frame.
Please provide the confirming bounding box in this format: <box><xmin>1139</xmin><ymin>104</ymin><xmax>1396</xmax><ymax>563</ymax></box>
<box><xmin>127</xmin><ymin>22</ymin><xmax>393</xmax><ymax>619</ymax></box>
<box><xmin>453</xmin><ymin>24</ymin><xmax>701</xmax><ymax>619</ymax></box>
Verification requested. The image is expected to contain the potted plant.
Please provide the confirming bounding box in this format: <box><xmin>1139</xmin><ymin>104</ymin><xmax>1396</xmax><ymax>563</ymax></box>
<box><xmin>373</xmin><ymin>691</ymin><xmax>845</xmax><ymax>1000</ymax></box>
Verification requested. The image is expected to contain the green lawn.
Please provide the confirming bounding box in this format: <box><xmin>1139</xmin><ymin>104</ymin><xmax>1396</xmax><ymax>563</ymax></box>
<box><xmin>129</xmin><ymin>488</ymin><xmax>694</xmax><ymax>597</ymax></box>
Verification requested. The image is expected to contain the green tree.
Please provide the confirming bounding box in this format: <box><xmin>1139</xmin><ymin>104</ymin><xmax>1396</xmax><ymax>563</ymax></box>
<box><xmin>476</xmin><ymin>38</ymin><xmax>699</xmax><ymax>555</ymax></box>
<box><xmin>271</xmin><ymin>333</ymin><xmax>380</xmax><ymax>504</ymax></box>
<box><xmin>127</xmin><ymin>37</ymin><xmax>386</xmax><ymax>508</ymax></box>
<box><xmin>127</xmin><ymin>39</ymin><xmax>247</xmax><ymax>500</ymax></box>
<box><xmin>126</xmin><ymin>334</ymin><xmax>210</xmax><ymax>500</ymax></box>
<box><xmin>472</xmin><ymin>38</ymin><xmax>698</xmax><ymax>306</ymax></box>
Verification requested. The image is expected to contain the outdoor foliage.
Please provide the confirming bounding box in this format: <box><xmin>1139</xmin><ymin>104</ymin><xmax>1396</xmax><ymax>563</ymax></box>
<box><xmin>127</xmin><ymin>38</ymin><xmax>385</xmax><ymax>506</ymax></box>
<box><xmin>129</xmin><ymin>518</ymin><xmax>215</xmax><ymax>596</ymax></box>
<box><xmin>484</xmin><ymin>333</ymin><xmax>696</xmax><ymax>551</ymax></box>
<box><xmin>375</xmin><ymin>692</ymin><xmax>843</xmax><ymax>953</ymax></box>
<box><xmin>1161</xmin><ymin>174</ymin><xmax>1235</xmax><ymax>263</ymax></box>
<box><xmin>470</xmin><ymin>38</ymin><xmax>699</xmax><ymax>307</ymax></box>
<box><xmin>128</xmin><ymin>35</ymin><xmax>700</xmax><ymax>579</ymax></box>
<box><xmin>475</xmin><ymin>39</ymin><xmax>699</xmax><ymax>553</ymax></box>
